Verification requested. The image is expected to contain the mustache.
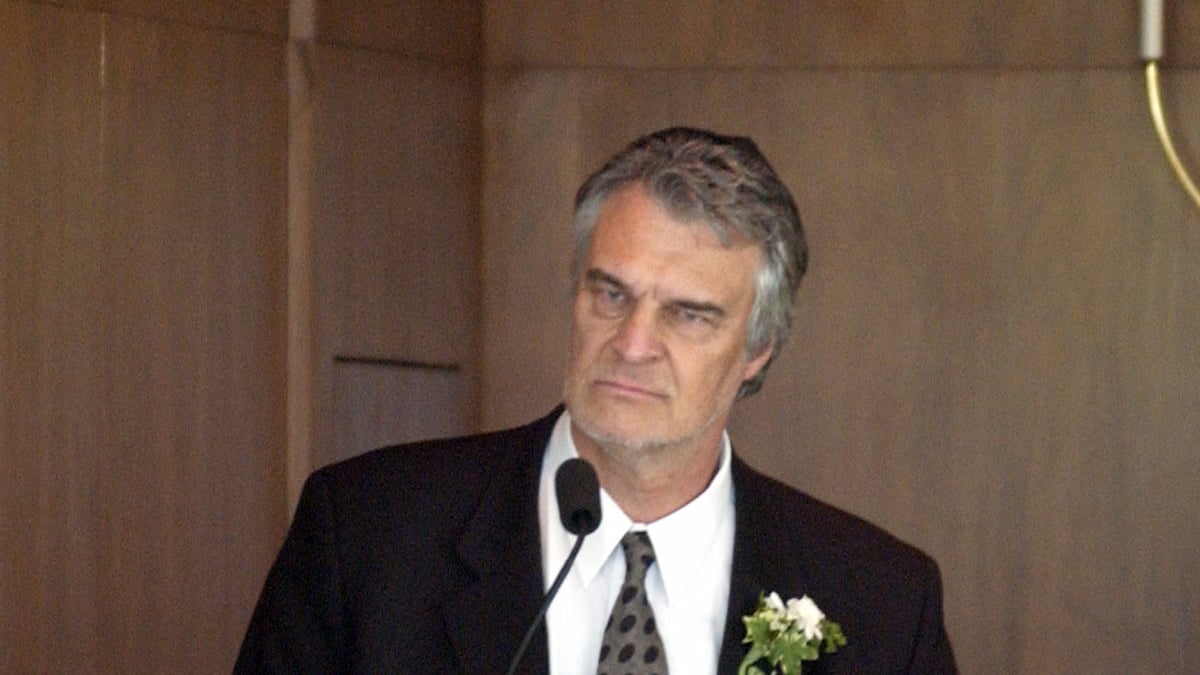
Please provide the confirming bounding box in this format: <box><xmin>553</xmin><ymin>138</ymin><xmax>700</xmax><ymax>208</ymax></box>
<box><xmin>588</xmin><ymin>364</ymin><xmax>670</xmax><ymax>393</ymax></box>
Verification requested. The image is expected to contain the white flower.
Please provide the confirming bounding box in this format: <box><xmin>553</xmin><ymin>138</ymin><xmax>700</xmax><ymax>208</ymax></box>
<box><xmin>785</xmin><ymin>595</ymin><xmax>826</xmax><ymax>641</ymax></box>
<box><xmin>740</xmin><ymin>591</ymin><xmax>846</xmax><ymax>674</ymax></box>
<box><xmin>765</xmin><ymin>591</ymin><xmax>786</xmax><ymax>613</ymax></box>
<box><xmin>763</xmin><ymin>592</ymin><xmax>789</xmax><ymax>631</ymax></box>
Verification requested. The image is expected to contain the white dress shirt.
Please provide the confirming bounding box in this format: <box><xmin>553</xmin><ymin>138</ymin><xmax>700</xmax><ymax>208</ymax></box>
<box><xmin>538</xmin><ymin>411</ymin><xmax>736</xmax><ymax>675</ymax></box>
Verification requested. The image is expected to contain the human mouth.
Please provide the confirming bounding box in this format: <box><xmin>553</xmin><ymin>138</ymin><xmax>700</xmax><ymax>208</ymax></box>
<box><xmin>593</xmin><ymin>377</ymin><xmax>665</xmax><ymax>400</ymax></box>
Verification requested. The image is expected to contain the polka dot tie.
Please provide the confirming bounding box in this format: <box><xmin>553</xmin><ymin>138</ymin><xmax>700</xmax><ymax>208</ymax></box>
<box><xmin>597</xmin><ymin>531</ymin><xmax>668</xmax><ymax>675</ymax></box>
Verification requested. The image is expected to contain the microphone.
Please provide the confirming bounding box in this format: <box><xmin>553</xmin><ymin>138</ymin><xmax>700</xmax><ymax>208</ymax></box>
<box><xmin>556</xmin><ymin>457</ymin><xmax>601</xmax><ymax>536</ymax></box>
<box><xmin>504</xmin><ymin>458</ymin><xmax>602</xmax><ymax>675</ymax></box>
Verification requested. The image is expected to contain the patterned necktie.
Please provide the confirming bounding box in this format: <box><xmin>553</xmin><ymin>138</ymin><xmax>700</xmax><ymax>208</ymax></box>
<box><xmin>597</xmin><ymin>531</ymin><xmax>669</xmax><ymax>675</ymax></box>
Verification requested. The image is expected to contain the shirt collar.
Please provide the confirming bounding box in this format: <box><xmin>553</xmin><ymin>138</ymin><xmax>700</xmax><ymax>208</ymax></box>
<box><xmin>541</xmin><ymin>410</ymin><xmax>735</xmax><ymax>607</ymax></box>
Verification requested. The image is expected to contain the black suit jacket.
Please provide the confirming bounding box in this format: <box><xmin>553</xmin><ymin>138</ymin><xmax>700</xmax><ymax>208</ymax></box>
<box><xmin>236</xmin><ymin>409</ymin><xmax>956</xmax><ymax>674</ymax></box>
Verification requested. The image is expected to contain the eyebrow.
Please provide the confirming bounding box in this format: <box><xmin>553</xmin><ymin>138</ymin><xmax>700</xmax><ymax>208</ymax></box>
<box><xmin>668</xmin><ymin>298</ymin><xmax>727</xmax><ymax>319</ymax></box>
<box><xmin>583</xmin><ymin>268</ymin><xmax>625</xmax><ymax>289</ymax></box>
<box><xmin>583</xmin><ymin>268</ymin><xmax>728</xmax><ymax>318</ymax></box>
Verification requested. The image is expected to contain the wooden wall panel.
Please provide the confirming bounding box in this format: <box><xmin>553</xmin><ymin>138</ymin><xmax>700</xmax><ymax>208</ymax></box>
<box><xmin>6</xmin><ymin>0</ymin><xmax>1197</xmax><ymax>672</ymax></box>
<box><xmin>316</xmin><ymin>0</ymin><xmax>480</xmax><ymax>63</ymax></box>
<box><xmin>1</xmin><ymin>3</ymin><xmax>287</xmax><ymax>671</ymax></box>
<box><xmin>1</xmin><ymin>4</ymin><xmax>107</xmax><ymax>671</ymax></box>
<box><xmin>328</xmin><ymin>360</ymin><xmax>470</xmax><ymax>467</ymax></box>
<box><xmin>478</xmin><ymin>71</ymin><xmax>578</xmax><ymax>424</ymax></box>
<box><xmin>96</xmin><ymin>15</ymin><xmax>287</xmax><ymax>671</ymax></box>
<box><xmin>46</xmin><ymin>0</ymin><xmax>287</xmax><ymax>36</ymax></box>
<box><xmin>481</xmin><ymin>67</ymin><xmax>1200</xmax><ymax>673</ymax></box>
<box><xmin>309</xmin><ymin>43</ymin><xmax>481</xmax><ymax>465</ymax></box>
<box><xmin>485</xmin><ymin>0</ymin><xmax>1200</xmax><ymax>68</ymax></box>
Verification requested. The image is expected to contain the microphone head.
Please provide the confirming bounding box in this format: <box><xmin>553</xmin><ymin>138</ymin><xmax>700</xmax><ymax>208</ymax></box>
<box><xmin>555</xmin><ymin>458</ymin><xmax>601</xmax><ymax>536</ymax></box>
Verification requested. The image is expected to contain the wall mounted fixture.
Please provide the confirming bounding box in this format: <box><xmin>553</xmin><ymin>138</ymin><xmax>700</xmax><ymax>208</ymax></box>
<box><xmin>1141</xmin><ymin>0</ymin><xmax>1200</xmax><ymax>211</ymax></box>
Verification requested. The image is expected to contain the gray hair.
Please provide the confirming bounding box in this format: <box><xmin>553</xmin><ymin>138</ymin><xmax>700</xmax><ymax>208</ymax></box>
<box><xmin>570</xmin><ymin>127</ymin><xmax>808</xmax><ymax>398</ymax></box>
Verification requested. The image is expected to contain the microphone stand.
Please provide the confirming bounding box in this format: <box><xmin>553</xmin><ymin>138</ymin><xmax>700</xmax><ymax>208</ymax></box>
<box><xmin>503</xmin><ymin>530</ymin><xmax>589</xmax><ymax>675</ymax></box>
<box><xmin>505</xmin><ymin>457</ymin><xmax>599</xmax><ymax>674</ymax></box>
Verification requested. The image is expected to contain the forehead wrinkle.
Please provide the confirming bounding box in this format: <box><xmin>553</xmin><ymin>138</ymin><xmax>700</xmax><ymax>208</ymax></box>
<box><xmin>586</xmin><ymin>186</ymin><xmax>761</xmax><ymax>317</ymax></box>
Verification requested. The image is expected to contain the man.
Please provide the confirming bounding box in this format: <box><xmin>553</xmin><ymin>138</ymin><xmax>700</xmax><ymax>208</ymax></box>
<box><xmin>237</xmin><ymin>127</ymin><xmax>956</xmax><ymax>673</ymax></box>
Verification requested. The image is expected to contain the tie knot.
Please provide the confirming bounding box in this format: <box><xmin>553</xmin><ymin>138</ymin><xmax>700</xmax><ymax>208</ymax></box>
<box><xmin>621</xmin><ymin>531</ymin><xmax>656</xmax><ymax>578</ymax></box>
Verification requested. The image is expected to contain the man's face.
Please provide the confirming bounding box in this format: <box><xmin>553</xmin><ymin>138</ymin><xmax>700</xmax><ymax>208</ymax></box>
<box><xmin>563</xmin><ymin>184</ymin><xmax>772</xmax><ymax>457</ymax></box>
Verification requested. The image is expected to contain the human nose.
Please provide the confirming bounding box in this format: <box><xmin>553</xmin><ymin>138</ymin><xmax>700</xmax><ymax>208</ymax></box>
<box><xmin>609</xmin><ymin>303</ymin><xmax>663</xmax><ymax>362</ymax></box>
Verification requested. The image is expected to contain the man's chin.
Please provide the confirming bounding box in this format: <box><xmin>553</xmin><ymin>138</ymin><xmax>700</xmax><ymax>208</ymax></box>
<box><xmin>568</xmin><ymin>404</ymin><xmax>673</xmax><ymax>454</ymax></box>
<box><xmin>580</xmin><ymin>429</ymin><xmax>669</xmax><ymax>455</ymax></box>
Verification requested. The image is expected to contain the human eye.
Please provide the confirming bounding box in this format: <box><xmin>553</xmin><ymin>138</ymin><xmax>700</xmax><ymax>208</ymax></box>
<box><xmin>588</xmin><ymin>280</ymin><xmax>629</xmax><ymax>318</ymax></box>
<box><xmin>673</xmin><ymin>307</ymin><xmax>707</xmax><ymax>325</ymax></box>
<box><xmin>665</xmin><ymin>303</ymin><xmax>720</xmax><ymax>335</ymax></box>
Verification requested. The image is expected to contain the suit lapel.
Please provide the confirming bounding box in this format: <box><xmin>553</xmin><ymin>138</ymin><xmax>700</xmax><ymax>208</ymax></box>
<box><xmin>717</xmin><ymin>455</ymin><xmax>819</xmax><ymax>675</ymax></box>
<box><xmin>443</xmin><ymin>411</ymin><xmax>560</xmax><ymax>675</ymax></box>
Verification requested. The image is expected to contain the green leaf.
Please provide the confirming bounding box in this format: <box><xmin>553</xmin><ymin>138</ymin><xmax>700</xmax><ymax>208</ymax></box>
<box><xmin>820</xmin><ymin>620</ymin><xmax>847</xmax><ymax>653</ymax></box>
<box><xmin>738</xmin><ymin>645</ymin><xmax>766</xmax><ymax>675</ymax></box>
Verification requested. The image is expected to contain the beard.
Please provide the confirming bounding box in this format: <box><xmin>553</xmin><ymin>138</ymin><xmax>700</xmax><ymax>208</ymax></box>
<box><xmin>563</xmin><ymin>369</ymin><xmax>731</xmax><ymax>457</ymax></box>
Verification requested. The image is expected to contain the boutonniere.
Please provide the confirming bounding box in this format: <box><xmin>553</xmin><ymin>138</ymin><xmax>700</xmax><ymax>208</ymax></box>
<box><xmin>738</xmin><ymin>592</ymin><xmax>847</xmax><ymax>674</ymax></box>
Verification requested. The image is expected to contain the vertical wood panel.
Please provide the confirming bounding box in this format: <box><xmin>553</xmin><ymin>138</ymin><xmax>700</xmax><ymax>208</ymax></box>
<box><xmin>286</xmin><ymin>2</ymin><xmax>316</xmax><ymax>515</ymax></box>
<box><xmin>1</xmin><ymin>4</ymin><xmax>288</xmax><ymax>671</ymax></box>
<box><xmin>479</xmin><ymin>71</ymin><xmax>579</xmax><ymax>424</ymax></box>
<box><xmin>95</xmin><ymin>15</ymin><xmax>287</xmax><ymax>671</ymax></box>
<box><xmin>1</xmin><ymin>4</ymin><xmax>106</xmax><ymax>670</ymax></box>
<box><xmin>310</xmin><ymin>43</ymin><xmax>481</xmax><ymax>464</ymax></box>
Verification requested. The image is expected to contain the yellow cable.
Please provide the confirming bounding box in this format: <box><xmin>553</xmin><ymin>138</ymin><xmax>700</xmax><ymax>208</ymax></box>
<box><xmin>1145</xmin><ymin>60</ymin><xmax>1200</xmax><ymax>211</ymax></box>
